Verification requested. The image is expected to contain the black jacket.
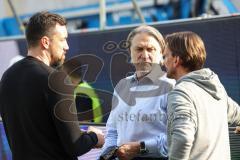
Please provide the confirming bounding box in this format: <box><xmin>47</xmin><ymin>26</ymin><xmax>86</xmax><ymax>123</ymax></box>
<box><xmin>0</xmin><ymin>56</ymin><xmax>98</xmax><ymax>160</ymax></box>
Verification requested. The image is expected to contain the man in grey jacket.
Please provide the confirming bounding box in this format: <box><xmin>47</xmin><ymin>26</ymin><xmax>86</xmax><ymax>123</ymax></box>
<box><xmin>163</xmin><ymin>31</ymin><xmax>240</xmax><ymax>160</ymax></box>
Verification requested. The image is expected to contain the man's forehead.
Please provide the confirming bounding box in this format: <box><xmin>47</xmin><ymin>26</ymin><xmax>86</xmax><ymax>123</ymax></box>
<box><xmin>132</xmin><ymin>40</ymin><xmax>160</xmax><ymax>47</ymax></box>
<box><xmin>51</xmin><ymin>23</ymin><xmax>66</xmax><ymax>31</ymax></box>
<box><xmin>51</xmin><ymin>24</ymin><xmax>68</xmax><ymax>36</ymax></box>
<box><xmin>163</xmin><ymin>46</ymin><xmax>172</xmax><ymax>55</ymax></box>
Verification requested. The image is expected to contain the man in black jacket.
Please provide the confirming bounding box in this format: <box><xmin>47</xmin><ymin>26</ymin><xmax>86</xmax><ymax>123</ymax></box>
<box><xmin>0</xmin><ymin>11</ymin><xmax>104</xmax><ymax>160</ymax></box>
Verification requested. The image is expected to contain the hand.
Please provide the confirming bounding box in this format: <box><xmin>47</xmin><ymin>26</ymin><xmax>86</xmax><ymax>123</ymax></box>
<box><xmin>87</xmin><ymin>126</ymin><xmax>103</xmax><ymax>135</ymax></box>
<box><xmin>95</xmin><ymin>133</ymin><xmax>105</xmax><ymax>148</ymax></box>
<box><xmin>116</xmin><ymin>142</ymin><xmax>140</xmax><ymax>160</ymax></box>
<box><xmin>87</xmin><ymin>126</ymin><xmax>105</xmax><ymax>148</ymax></box>
<box><xmin>234</xmin><ymin>126</ymin><xmax>240</xmax><ymax>134</ymax></box>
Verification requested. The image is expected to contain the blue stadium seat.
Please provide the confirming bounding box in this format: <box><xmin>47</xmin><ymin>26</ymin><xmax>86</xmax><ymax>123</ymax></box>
<box><xmin>2</xmin><ymin>18</ymin><xmax>22</xmax><ymax>36</ymax></box>
<box><xmin>86</xmin><ymin>15</ymin><xmax>99</xmax><ymax>28</ymax></box>
<box><xmin>180</xmin><ymin>0</ymin><xmax>191</xmax><ymax>18</ymax></box>
<box><xmin>0</xmin><ymin>19</ymin><xmax>7</xmax><ymax>36</ymax></box>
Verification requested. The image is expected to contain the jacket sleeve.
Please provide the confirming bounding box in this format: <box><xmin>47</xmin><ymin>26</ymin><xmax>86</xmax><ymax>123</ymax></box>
<box><xmin>144</xmin><ymin>93</ymin><xmax>169</xmax><ymax>157</ymax></box>
<box><xmin>145</xmin><ymin>132</ymin><xmax>168</xmax><ymax>157</ymax></box>
<box><xmin>47</xmin><ymin>69</ymin><xmax>98</xmax><ymax>157</ymax></box>
<box><xmin>99</xmin><ymin>91</ymin><xmax>118</xmax><ymax>157</ymax></box>
<box><xmin>99</xmin><ymin>119</ymin><xmax>118</xmax><ymax>156</ymax></box>
<box><xmin>227</xmin><ymin>96</ymin><xmax>240</xmax><ymax>126</ymax></box>
<box><xmin>167</xmin><ymin>89</ymin><xmax>197</xmax><ymax>160</ymax></box>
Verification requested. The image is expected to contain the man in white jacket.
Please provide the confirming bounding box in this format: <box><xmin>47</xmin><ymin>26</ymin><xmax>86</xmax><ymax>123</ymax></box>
<box><xmin>163</xmin><ymin>31</ymin><xmax>240</xmax><ymax>160</ymax></box>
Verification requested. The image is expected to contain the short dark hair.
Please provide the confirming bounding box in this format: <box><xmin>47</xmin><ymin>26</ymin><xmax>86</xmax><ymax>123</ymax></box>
<box><xmin>25</xmin><ymin>11</ymin><xmax>66</xmax><ymax>48</ymax></box>
<box><xmin>165</xmin><ymin>31</ymin><xmax>206</xmax><ymax>71</ymax></box>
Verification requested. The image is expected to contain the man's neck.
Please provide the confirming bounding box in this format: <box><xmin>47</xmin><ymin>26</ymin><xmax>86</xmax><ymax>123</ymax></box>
<box><xmin>175</xmin><ymin>67</ymin><xmax>190</xmax><ymax>81</ymax></box>
<box><xmin>136</xmin><ymin>70</ymin><xmax>150</xmax><ymax>81</ymax></box>
<box><xmin>27</xmin><ymin>47</ymin><xmax>50</xmax><ymax>66</ymax></box>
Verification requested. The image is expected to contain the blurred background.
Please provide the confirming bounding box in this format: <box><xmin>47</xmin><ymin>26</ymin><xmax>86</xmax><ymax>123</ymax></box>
<box><xmin>0</xmin><ymin>0</ymin><xmax>240</xmax><ymax>37</ymax></box>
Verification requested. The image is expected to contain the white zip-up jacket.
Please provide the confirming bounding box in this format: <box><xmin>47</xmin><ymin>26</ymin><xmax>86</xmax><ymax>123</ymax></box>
<box><xmin>167</xmin><ymin>68</ymin><xmax>240</xmax><ymax>160</ymax></box>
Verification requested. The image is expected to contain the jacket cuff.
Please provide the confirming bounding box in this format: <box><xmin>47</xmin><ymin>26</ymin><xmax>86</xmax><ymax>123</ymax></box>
<box><xmin>145</xmin><ymin>139</ymin><xmax>158</xmax><ymax>154</ymax></box>
<box><xmin>88</xmin><ymin>131</ymin><xmax>98</xmax><ymax>146</ymax></box>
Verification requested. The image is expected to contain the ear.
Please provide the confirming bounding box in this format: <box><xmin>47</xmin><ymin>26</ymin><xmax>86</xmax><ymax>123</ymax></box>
<box><xmin>40</xmin><ymin>36</ymin><xmax>50</xmax><ymax>49</ymax></box>
<box><xmin>173</xmin><ymin>56</ymin><xmax>182</xmax><ymax>67</ymax></box>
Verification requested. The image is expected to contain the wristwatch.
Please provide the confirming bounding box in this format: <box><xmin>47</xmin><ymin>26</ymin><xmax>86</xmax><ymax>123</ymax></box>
<box><xmin>139</xmin><ymin>141</ymin><xmax>149</xmax><ymax>154</ymax></box>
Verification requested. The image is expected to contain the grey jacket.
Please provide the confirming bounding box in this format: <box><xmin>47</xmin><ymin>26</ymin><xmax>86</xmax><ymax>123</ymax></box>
<box><xmin>167</xmin><ymin>68</ymin><xmax>240</xmax><ymax>160</ymax></box>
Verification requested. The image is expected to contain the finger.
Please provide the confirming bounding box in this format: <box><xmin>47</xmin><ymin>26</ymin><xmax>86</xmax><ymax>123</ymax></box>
<box><xmin>235</xmin><ymin>126</ymin><xmax>240</xmax><ymax>133</ymax></box>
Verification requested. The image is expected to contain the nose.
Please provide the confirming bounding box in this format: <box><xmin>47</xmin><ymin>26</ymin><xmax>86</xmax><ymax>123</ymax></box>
<box><xmin>161</xmin><ymin>63</ymin><xmax>167</xmax><ymax>72</ymax></box>
<box><xmin>64</xmin><ymin>42</ymin><xmax>69</xmax><ymax>52</ymax></box>
<box><xmin>163</xmin><ymin>58</ymin><xmax>167</xmax><ymax>66</ymax></box>
<box><xmin>161</xmin><ymin>58</ymin><xmax>168</xmax><ymax>70</ymax></box>
<box><xmin>141</xmin><ymin>50</ymin><xmax>149</xmax><ymax>60</ymax></box>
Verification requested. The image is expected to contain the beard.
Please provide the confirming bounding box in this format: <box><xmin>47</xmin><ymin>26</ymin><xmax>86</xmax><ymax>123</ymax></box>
<box><xmin>134</xmin><ymin>62</ymin><xmax>153</xmax><ymax>75</ymax></box>
<box><xmin>166</xmin><ymin>68</ymin><xmax>176</xmax><ymax>79</ymax></box>
<box><xmin>51</xmin><ymin>59</ymin><xmax>63</xmax><ymax>68</ymax></box>
<box><xmin>50</xmin><ymin>54</ymin><xmax>65</xmax><ymax>68</ymax></box>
